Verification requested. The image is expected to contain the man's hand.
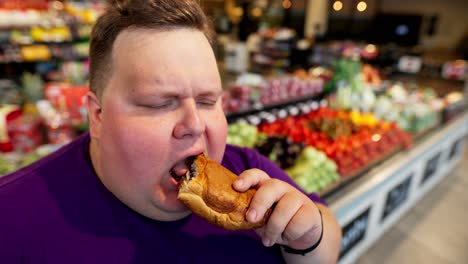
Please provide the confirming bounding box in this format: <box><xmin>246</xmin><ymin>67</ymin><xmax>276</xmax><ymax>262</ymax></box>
<box><xmin>233</xmin><ymin>169</ymin><xmax>322</xmax><ymax>250</ymax></box>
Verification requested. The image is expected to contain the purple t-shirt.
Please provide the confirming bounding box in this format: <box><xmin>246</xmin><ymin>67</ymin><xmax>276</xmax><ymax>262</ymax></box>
<box><xmin>0</xmin><ymin>133</ymin><xmax>323</xmax><ymax>263</ymax></box>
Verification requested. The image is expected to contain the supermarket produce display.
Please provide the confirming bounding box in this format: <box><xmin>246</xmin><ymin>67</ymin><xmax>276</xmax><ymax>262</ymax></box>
<box><xmin>222</xmin><ymin>40</ymin><xmax>467</xmax><ymax>199</ymax></box>
<box><xmin>0</xmin><ymin>2</ymin><xmax>467</xmax><ymax>262</ymax></box>
<box><xmin>227</xmin><ymin>105</ymin><xmax>413</xmax><ymax>195</ymax></box>
<box><xmin>222</xmin><ymin>73</ymin><xmax>324</xmax><ymax>116</ymax></box>
<box><xmin>285</xmin><ymin>146</ymin><xmax>340</xmax><ymax>194</ymax></box>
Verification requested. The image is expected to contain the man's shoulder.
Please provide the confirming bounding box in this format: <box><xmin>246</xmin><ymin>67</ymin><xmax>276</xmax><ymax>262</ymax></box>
<box><xmin>1</xmin><ymin>133</ymin><xmax>89</xmax><ymax>183</ymax></box>
<box><xmin>0</xmin><ymin>133</ymin><xmax>91</xmax><ymax>204</ymax></box>
<box><xmin>223</xmin><ymin>143</ymin><xmax>282</xmax><ymax>167</ymax></box>
<box><xmin>0</xmin><ymin>133</ymin><xmax>93</xmax><ymax>241</ymax></box>
<box><xmin>222</xmin><ymin>144</ymin><xmax>265</xmax><ymax>174</ymax></box>
<box><xmin>223</xmin><ymin>144</ymin><xmax>257</xmax><ymax>159</ymax></box>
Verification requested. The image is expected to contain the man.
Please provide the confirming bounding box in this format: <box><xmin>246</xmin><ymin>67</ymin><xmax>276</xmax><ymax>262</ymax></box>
<box><xmin>0</xmin><ymin>0</ymin><xmax>341</xmax><ymax>263</ymax></box>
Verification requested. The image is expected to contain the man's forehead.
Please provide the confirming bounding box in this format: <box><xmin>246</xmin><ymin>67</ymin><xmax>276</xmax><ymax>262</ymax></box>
<box><xmin>107</xmin><ymin>27</ymin><xmax>220</xmax><ymax>95</ymax></box>
<box><xmin>113</xmin><ymin>28</ymin><xmax>159</xmax><ymax>54</ymax></box>
<box><xmin>113</xmin><ymin>27</ymin><xmax>199</xmax><ymax>51</ymax></box>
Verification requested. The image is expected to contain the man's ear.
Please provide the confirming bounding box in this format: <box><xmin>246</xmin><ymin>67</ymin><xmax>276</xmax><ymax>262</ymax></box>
<box><xmin>86</xmin><ymin>91</ymin><xmax>102</xmax><ymax>140</ymax></box>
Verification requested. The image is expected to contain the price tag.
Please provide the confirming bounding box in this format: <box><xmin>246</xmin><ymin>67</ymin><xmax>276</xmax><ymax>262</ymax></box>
<box><xmin>267</xmin><ymin>114</ymin><xmax>277</xmax><ymax>123</ymax></box>
<box><xmin>339</xmin><ymin>208</ymin><xmax>371</xmax><ymax>260</ymax></box>
<box><xmin>421</xmin><ymin>152</ymin><xmax>441</xmax><ymax>185</ymax></box>
<box><xmin>277</xmin><ymin>109</ymin><xmax>288</xmax><ymax>119</ymax></box>
<box><xmin>442</xmin><ymin>60</ymin><xmax>467</xmax><ymax>80</ymax></box>
<box><xmin>247</xmin><ymin>115</ymin><xmax>261</xmax><ymax>126</ymax></box>
<box><xmin>381</xmin><ymin>174</ymin><xmax>413</xmax><ymax>222</ymax></box>
<box><xmin>310</xmin><ymin>101</ymin><xmax>319</xmax><ymax>110</ymax></box>
<box><xmin>448</xmin><ymin>138</ymin><xmax>464</xmax><ymax>161</ymax></box>
<box><xmin>288</xmin><ymin>106</ymin><xmax>300</xmax><ymax>116</ymax></box>
<box><xmin>397</xmin><ymin>56</ymin><xmax>422</xmax><ymax>74</ymax></box>
<box><xmin>300</xmin><ymin>104</ymin><xmax>311</xmax><ymax>114</ymax></box>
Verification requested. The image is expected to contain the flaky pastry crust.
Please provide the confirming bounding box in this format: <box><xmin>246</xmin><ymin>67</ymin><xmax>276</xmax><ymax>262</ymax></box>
<box><xmin>177</xmin><ymin>154</ymin><xmax>271</xmax><ymax>230</ymax></box>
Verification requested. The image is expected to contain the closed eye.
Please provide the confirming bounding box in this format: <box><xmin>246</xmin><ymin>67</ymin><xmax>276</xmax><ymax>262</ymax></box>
<box><xmin>197</xmin><ymin>100</ymin><xmax>216</xmax><ymax>106</ymax></box>
<box><xmin>138</xmin><ymin>100</ymin><xmax>178</xmax><ymax>110</ymax></box>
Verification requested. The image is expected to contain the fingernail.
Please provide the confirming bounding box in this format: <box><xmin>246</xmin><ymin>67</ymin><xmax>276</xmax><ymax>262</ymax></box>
<box><xmin>247</xmin><ymin>208</ymin><xmax>257</xmax><ymax>222</ymax></box>
<box><xmin>236</xmin><ymin>179</ymin><xmax>244</xmax><ymax>188</ymax></box>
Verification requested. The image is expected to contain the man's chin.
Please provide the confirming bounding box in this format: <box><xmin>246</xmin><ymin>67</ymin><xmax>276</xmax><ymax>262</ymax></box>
<box><xmin>158</xmin><ymin>208</ymin><xmax>191</xmax><ymax>222</ymax></box>
<box><xmin>149</xmin><ymin>198</ymin><xmax>192</xmax><ymax>221</ymax></box>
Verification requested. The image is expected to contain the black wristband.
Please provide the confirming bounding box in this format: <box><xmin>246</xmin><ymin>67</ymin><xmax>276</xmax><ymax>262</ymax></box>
<box><xmin>281</xmin><ymin>208</ymin><xmax>323</xmax><ymax>256</ymax></box>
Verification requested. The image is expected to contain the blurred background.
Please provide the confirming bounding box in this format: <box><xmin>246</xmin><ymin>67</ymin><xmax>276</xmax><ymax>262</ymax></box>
<box><xmin>0</xmin><ymin>1</ymin><xmax>467</xmax><ymax>263</ymax></box>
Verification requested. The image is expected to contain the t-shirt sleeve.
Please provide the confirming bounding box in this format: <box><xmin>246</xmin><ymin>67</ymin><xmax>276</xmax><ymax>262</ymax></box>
<box><xmin>241</xmin><ymin>147</ymin><xmax>327</xmax><ymax>206</ymax></box>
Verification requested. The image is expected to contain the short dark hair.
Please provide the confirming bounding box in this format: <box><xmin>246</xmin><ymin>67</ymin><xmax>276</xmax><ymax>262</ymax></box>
<box><xmin>89</xmin><ymin>0</ymin><xmax>215</xmax><ymax>97</ymax></box>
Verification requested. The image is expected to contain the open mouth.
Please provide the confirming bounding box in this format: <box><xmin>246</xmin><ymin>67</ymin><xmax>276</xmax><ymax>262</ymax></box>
<box><xmin>170</xmin><ymin>155</ymin><xmax>198</xmax><ymax>185</ymax></box>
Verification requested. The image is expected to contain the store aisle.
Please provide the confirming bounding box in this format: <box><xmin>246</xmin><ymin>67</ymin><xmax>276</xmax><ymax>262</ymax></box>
<box><xmin>357</xmin><ymin>146</ymin><xmax>468</xmax><ymax>264</ymax></box>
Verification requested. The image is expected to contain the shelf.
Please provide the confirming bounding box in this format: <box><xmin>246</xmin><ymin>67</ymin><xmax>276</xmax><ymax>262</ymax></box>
<box><xmin>0</xmin><ymin>57</ymin><xmax>88</xmax><ymax>64</ymax></box>
<box><xmin>225</xmin><ymin>93</ymin><xmax>326</xmax><ymax>123</ymax></box>
<box><xmin>253</xmin><ymin>50</ymin><xmax>290</xmax><ymax>59</ymax></box>
<box><xmin>0</xmin><ymin>39</ymin><xmax>90</xmax><ymax>46</ymax></box>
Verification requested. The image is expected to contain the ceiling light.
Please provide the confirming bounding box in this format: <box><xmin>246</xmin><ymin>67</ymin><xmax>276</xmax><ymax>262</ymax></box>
<box><xmin>333</xmin><ymin>1</ymin><xmax>343</xmax><ymax>12</ymax></box>
<box><xmin>357</xmin><ymin>1</ymin><xmax>367</xmax><ymax>12</ymax></box>
<box><xmin>282</xmin><ymin>0</ymin><xmax>292</xmax><ymax>9</ymax></box>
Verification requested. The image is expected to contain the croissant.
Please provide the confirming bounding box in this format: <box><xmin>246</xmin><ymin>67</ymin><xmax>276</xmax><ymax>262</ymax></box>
<box><xmin>177</xmin><ymin>154</ymin><xmax>271</xmax><ymax>230</ymax></box>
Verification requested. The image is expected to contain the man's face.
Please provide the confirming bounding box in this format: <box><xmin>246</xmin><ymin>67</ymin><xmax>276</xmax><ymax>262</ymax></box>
<box><xmin>88</xmin><ymin>28</ymin><xmax>227</xmax><ymax>221</ymax></box>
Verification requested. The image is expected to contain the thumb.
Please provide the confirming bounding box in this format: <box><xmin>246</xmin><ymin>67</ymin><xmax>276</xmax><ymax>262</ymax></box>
<box><xmin>233</xmin><ymin>169</ymin><xmax>270</xmax><ymax>192</ymax></box>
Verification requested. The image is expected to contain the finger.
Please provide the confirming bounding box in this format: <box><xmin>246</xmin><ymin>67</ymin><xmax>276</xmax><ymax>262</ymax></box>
<box><xmin>254</xmin><ymin>226</ymin><xmax>266</xmax><ymax>238</ymax></box>
<box><xmin>233</xmin><ymin>168</ymin><xmax>270</xmax><ymax>192</ymax></box>
<box><xmin>283</xmin><ymin>203</ymin><xmax>322</xmax><ymax>249</ymax></box>
<box><xmin>246</xmin><ymin>179</ymin><xmax>289</xmax><ymax>223</ymax></box>
<box><xmin>261</xmin><ymin>191</ymin><xmax>304</xmax><ymax>247</ymax></box>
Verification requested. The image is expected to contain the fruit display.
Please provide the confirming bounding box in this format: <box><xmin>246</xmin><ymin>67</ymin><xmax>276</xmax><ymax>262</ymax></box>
<box><xmin>334</xmin><ymin>81</ymin><xmax>376</xmax><ymax>113</ymax></box>
<box><xmin>222</xmin><ymin>85</ymin><xmax>253</xmax><ymax>114</ymax></box>
<box><xmin>255</xmin><ymin>135</ymin><xmax>304</xmax><ymax>170</ymax></box>
<box><xmin>285</xmin><ymin>147</ymin><xmax>339</xmax><ymax>194</ymax></box>
<box><xmin>227</xmin><ymin>118</ymin><xmax>340</xmax><ymax>194</ymax></box>
<box><xmin>223</xmin><ymin>74</ymin><xmax>323</xmax><ymax>114</ymax></box>
<box><xmin>311</xmin><ymin>43</ymin><xmax>462</xmax><ymax>135</ymax></box>
<box><xmin>227</xmin><ymin>122</ymin><xmax>303</xmax><ymax>170</ymax></box>
<box><xmin>226</xmin><ymin>121</ymin><xmax>264</xmax><ymax>148</ymax></box>
<box><xmin>258</xmin><ymin>107</ymin><xmax>412</xmax><ymax>177</ymax></box>
<box><xmin>331</xmin><ymin>72</ymin><xmax>445</xmax><ymax>134</ymax></box>
<box><xmin>226</xmin><ymin>105</ymin><xmax>413</xmax><ymax>194</ymax></box>
<box><xmin>371</xmin><ymin>84</ymin><xmax>443</xmax><ymax>134</ymax></box>
<box><xmin>323</xmin><ymin>58</ymin><xmax>363</xmax><ymax>95</ymax></box>
<box><xmin>259</xmin><ymin>76</ymin><xmax>324</xmax><ymax>106</ymax></box>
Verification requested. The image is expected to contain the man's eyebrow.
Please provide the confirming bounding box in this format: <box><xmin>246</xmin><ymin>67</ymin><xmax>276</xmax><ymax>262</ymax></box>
<box><xmin>130</xmin><ymin>88</ymin><xmax>179</xmax><ymax>98</ymax></box>
<box><xmin>157</xmin><ymin>91</ymin><xmax>182</xmax><ymax>98</ymax></box>
<box><xmin>196</xmin><ymin>90</ymin><xmax>223</xmax><ymax>97</ymax></box>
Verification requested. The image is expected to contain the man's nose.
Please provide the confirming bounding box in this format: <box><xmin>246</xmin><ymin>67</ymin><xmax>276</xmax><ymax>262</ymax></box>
<box><xmin>173</xmin><ymin>100</ymin><xmax>205</xmax><ymax>139</ymax></box>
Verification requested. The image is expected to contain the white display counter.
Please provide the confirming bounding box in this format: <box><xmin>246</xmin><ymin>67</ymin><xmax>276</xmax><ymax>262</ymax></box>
<box><xmin>328</xmin><ymin>112</ymin><xmax>468</xmax><ymax>264</ymax></box>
